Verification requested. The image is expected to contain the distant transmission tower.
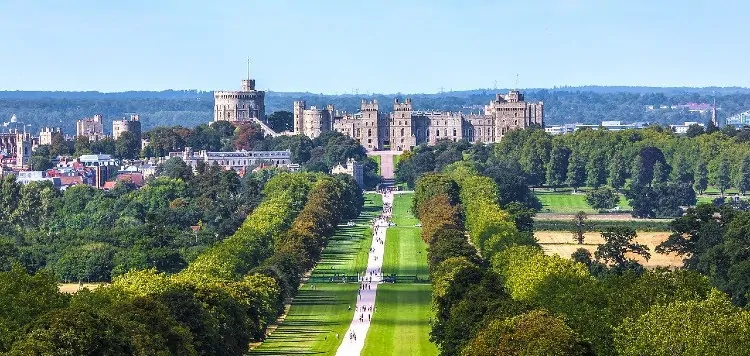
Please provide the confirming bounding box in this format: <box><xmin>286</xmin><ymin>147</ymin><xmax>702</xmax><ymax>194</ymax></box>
<box><xmin>439</xmin><ymin>86</ymin><xmax>445</xmax><ymax>94</ymax></box>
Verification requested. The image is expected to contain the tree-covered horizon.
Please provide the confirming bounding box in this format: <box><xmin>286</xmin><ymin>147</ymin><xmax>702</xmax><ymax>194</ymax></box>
<box><xmin>2</xmin><ymin>88</ymin><xmax>749</xmax><ymax>135</ymax></box>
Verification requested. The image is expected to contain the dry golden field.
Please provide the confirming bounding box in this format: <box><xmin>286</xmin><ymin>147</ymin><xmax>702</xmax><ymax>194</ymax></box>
<box><xmin>535</xmin><ymin>231</ymin><xmax>684</xmax><ymax>268</ymax></box>
<box><xmin>58</xmin><ymin>283</ymin><xmax>105</xmax><ymax>294</ymax></box>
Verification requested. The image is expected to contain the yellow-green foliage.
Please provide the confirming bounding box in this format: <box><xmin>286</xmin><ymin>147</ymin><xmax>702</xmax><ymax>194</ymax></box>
<box><xmin>492</xmin><ymin>245</ymin><xmax>591</xmax><ymax>301</ymax></box>
<box><xmin>446</xmin><ymin>166</ymin><xmax>521</xmax><ymax>258</ymax></box>
<box><xmin>615</xmin><ymin>289</ymin><xmax>750</xmax><ymax>356</ymax></box>
<box><xmin>111</xmin><ymin>268</ymin><xmax>172</xmax><ymax>297</ymax></box>
<box><xmin>180</xmin><ymin>173</ymin><xmax>322</xmax><ymax>281</ymax></box>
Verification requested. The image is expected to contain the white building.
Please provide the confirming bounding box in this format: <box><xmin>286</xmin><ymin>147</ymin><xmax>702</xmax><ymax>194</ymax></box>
<box><xmin>16</xmin><ymin>171</ymin><xmax>61</xmax><ymax>186</ymax></box>
<box><xmin>670</xmin><ymin>122</ymin><xmax>704</xmax><ymax>134</ymax></box>
<box><xmin>544</xmin><ymin>121</ymin><xmax>651</xmax><ymax>135</ymax></box>
<box><xmin>168</xmin><ymin>147</ymin><xmax>293</xmax><ymax>172</ymax></box>
<box><xmin>77</xmin><ymin>154</ymin><xmax>119</xmax><ymax>167</ymax></box>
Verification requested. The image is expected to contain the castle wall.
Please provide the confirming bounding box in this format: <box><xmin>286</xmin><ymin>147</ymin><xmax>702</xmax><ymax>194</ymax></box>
<box><xmin>292</xmin><ymin>90</ymin><xmax>543</xmax><ymax>151</ymax></box>
<box><xmin>214</xmin><ymin>79</ymin><xmax>266</xmax><ymax>123</ymax></box>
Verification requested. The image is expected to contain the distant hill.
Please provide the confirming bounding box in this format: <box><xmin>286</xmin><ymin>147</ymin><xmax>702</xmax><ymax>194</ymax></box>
<box><xmin>1</xmin><ymin>86</ymin><xmax>749</xmax><ymax>134</ymax></box>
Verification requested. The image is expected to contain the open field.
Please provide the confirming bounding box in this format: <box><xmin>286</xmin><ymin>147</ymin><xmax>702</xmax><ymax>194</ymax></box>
<box><xmin>58</xmin><ymin>283</ymin><xmax>105</xmax><ymax>294</ymax></box>
<box><xmin>363</xmin><ymin>193</ymin><xmax>437</xmax><ymax>356</ymax></box>
<box><xmin>535</xmin><ymin>191</ymin><xmax>631</xmax><ymax>214</ymax></box>
<box><xmin>535</xmin><ymin>231</ymin><xmax>683</xmax><ymax>268</ymax></box>
<box><xmin>381</xmin><ymin>194</ymin><xmax>429</xmax><ymax>280</ymax></box>
<box><xmin>250</xmin><ymin>194</ymin><xmax>382</xmax><ymax>355</ymax></box>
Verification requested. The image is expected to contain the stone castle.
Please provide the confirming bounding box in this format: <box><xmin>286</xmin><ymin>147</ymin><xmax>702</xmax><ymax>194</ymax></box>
<box><xmin>294</xmin><ymin>90</ymin><xmax>543</xmax><ymax>150</ymax></box>
<box><xmin>214</xmin><ymin>76</ymin><xmax>543</xmax><ymax>151</ymax></box>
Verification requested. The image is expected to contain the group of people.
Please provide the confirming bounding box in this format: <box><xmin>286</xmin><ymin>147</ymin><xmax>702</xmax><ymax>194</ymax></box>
<box><xmin>337</xmin><ymin>190</ymin><xmax>393</xmax><ymax>351</ymax></box>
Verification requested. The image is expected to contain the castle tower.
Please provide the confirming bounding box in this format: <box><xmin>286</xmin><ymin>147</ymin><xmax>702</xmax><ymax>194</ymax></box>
<box><xmin>214</xmin><ymin>77</ymin><xmax>266</xmax><ymax>123</ymax></box>
<box><xmin>14</xmin><ymin>132</ymin><xmax>32</xmax><ymax>169</ymax></box>
<box><xmin>293</xmin><ymin>101</ymin><xmax>306</xmax><ymax>135</ymax></box>
<box><xmin>390</xmin><ymin>98</ymin><xmax>415</xmax><ymax>151</ymax></box>
<box><xmin>359</xmin><ymin>99</ymin><xmax>380</xmax><ymax>150</ymax></box>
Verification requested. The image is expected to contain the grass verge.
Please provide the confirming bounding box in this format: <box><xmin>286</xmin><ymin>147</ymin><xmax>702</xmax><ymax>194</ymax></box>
<box><xmin>250</xmin><ymin>194</ymin><xmax>382</xmax><ymax>355</ymax></box>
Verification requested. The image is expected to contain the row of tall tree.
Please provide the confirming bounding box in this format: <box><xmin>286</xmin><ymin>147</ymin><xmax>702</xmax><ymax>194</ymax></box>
<box><xmin>397</xmin><ymin>126</ymin><xmax>750</xmax><ymax>217</ymax></box>
<box><xmin>415</xmin><ymin>166</ymin><xmax>750</xmax><ymax>355</ymax></box>
<box><xmin>0</xmin><ymin>171</ymin><xmax>362</xmax><ymax>354</ymax></box>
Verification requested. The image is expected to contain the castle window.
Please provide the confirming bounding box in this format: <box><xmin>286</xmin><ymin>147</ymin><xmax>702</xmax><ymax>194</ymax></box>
<box><xmin>444</xmin><ymin>129</ymin><xmax>447</xmax><ymax>136</ymax></box>
<box><xmin>400</xmin><ymin>128</ymin><xmax>404</xmax><ymax>136</ymax></box>
<box><xmin>368</xmin><ymin>129</ymin><xmax>372</xmax><ymax>137</ymax></box>
<box><xmin>436</xmin><ymin>130</ymin><xmax>440</xmax><ymax>137</ymax></box>
<box><xmin>453</xmin><ymin>129</ymin><xmax>457</xmax><ymax>136</ymax></box>
<box><xmin>487</xmin><ymin>128</ymin><xmax>491</xmax><ymax>135</ymax></box>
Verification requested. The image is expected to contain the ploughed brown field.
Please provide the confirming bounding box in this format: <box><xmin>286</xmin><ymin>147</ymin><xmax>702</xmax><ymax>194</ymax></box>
<box><xmin>535</xmin><ymin>231</ymin><xmax>684</xmax><ymax>268</ymax></box>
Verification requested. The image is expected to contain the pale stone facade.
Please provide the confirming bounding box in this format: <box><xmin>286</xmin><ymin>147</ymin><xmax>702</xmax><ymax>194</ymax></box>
<box><xmin>76</xmin><ymin>114</ymin><xmax>105</xmax><ymax>141</ymax></box>
<box><xmin>295</xmin><ymin>90</ymin><xmax>543</xmax><ymax>151</ymax></box>
<box><xmin>293</xmin><ymin>101</ymin><xmax>335</xmax><ymax>139</ymax></box>
<box><xmin>112</xmin><ymin>114</ymin><xmax>142</xmax><ymax>140</ymax></box>
<box><xmin>331</xmin><ymin>158</ymin><xmax>364</xmax><ymax>188</ymax></box>
<box><xmin>39</xmin><ymin>127</ymin><xmax>61</xmax><ymax>146</ymax></box>
<box><xmin>214</xmin><ymin>79</ymin><xmax>266</xmax><ymax>123</ymax></box>
<box><xmin>168</xmin><ymin>147</ymin><xmax>293</xmax><ymax>172</ymax></box>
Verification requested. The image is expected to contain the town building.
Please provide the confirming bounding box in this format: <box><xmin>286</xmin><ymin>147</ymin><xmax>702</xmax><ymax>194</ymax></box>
<box><xmin>168</xmin><ymin>147</ymin><xmax>294</xmax><ymax>173</ymax></box>
<box><xmin>39</xmin><ymin>127</ymin><xmax>62</xmax><ymax>146</ymax></box>
<box><xmin>544</xmin><ymin>121</ymin><xmax>651</xmax><ymax>135</ymax></box>
<box><xmin>331</xmin><ymin>158</ymin><xmax>364</xmax><ymax>188</ymax></box>
<box><xmin>76</xmin><ymin>114</ymin><xmax>105</xmax><ymax>141</ymax></box>
<box><xmin>16</xmin><ymin>171</ymin><xmax>61</xmax><ymax>187</ymax></box>
<box><xmin>112</xmin><ymin>114</ymin><xmax>142</xmax><ymax>140</ymax></box>
<box><xmin>294</xmin><ymin>90</ymin><xmax>544</xmax><ymax>151</ymax></box>
<box><xmin>0</xmin><ymin>131</ymin><xmax>33</xmax><ymax>168</ymax></box>
<box><xmin>726</xmin><ymin>110</ymin><xmax>750</xmax><ymax>127</ymax></box>
<box><xmin>670</xmin><ymin>122</ymin><xmax>704</xmax><ymax>134</ymax></box>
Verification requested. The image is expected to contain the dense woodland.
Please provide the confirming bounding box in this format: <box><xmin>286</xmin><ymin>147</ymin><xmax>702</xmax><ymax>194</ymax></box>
<box><xmin>2</xmin><ymin>88</ymin><xmax>750</xmax><ymax>134</ymax></box>
<box><xmin>397</xmin><ymin>125</ymin><xmax>750</xmax><ymax>218</ymax></box>
<box><xmin>1</xmin><ymin>127</ymin><xmax>378</xmax><ymax>283</ymax></box>
<box><xmin>416</xmin><ymin>167</ymin><xmax>750</xmax><ymax>355</ymax></box>
<box><xmin>0</xmin><ymin>172</ymin><xmax>362</xmax><ymax>354</ymax></box>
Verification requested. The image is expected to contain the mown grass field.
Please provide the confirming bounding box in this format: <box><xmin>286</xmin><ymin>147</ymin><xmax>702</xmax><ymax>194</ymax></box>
<box><xmin>362</xmin><ymin>193</ymin><xmax>437</xmax><ymax>356</ymax></box>
<box><xmin>250</xmin><ymin>194</ymin><xmax>382</xmax><ymax>355</ymax></box>
<box><xmin>362</xmin><ymin>284</ymin><xmax>436</xmax><ymax>356</ymax></box>
<box><xmin>535</xmin><ymin>191</ymin><xmax>631</xmax><ymax>214</ymax></box>
<box><xmin>381</xmin><ymin>194</ymin><xmax>429</xmax><ymax>280</ymax></box>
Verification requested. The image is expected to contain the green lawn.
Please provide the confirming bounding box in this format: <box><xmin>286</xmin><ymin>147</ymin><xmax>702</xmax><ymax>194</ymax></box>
<box><xmin>362</xmin><ymin>193</ymin><xmax>437</xmax><ymax>356</ymax></box>
<box><xmin>371</xmin><ymin>155</ymin><xmax>382</xmax><ymax>176</ymax></box>
<box><xmin>535</xmin><ymin>191</ymin><xmax>630</xmax><ymax>214</ymax></box>
<box><xmin>393</xmin><ymin>154</ymin><xmax>401</xmax><ymax>169</ymax></box>
<box><xmin>250</xmin><ymin>194</ymin><xmax>382</xmax><ymax>355</ymax></box>
<box><xmin>381</xmin><ymin>195</ymin><xmax>429</xmax><ymax>280</ymax></box>
<box><xmin>361</xmin><ymin>284</ymin><xmax>436</xmax><ymax>356</ymax></box>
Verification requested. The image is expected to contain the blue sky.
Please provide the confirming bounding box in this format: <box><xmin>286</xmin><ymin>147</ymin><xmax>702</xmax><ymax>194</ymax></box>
<box><xmin>0</xmin><ymin>0</ymin><xmax>747</xmax><ymax>93</ymax></box>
